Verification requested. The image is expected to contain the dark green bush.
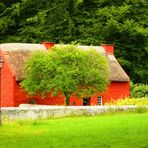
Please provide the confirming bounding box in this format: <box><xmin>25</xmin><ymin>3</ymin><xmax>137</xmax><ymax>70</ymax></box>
<box><xmin>135</xmin><ymin>106</ymin><xmax>148</xmax><ymax>113</ymax></box>
<box><xmin>131</xmin><ymin>83</ymin><xmax>148</xmax><ymax>98</ymax></box>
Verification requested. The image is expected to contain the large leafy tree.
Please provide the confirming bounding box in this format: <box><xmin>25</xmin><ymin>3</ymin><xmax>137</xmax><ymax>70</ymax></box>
<box><xmin>0</xmin><ymin>0</ymin><xmax>147</xmax><ymax>83</ymax></box>
<box><xmin>21</xmin><ymin>45</ymin><xmax>109</xmax><ymax>105</ymax></box>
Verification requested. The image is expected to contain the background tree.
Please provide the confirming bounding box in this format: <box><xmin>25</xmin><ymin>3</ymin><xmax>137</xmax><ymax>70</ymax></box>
<box><xmin>21</xmin><ymin>45</ymin><xmax>109</xmax><ymax>105</ymax></box>
<box><xmin>0</xmin><ymin>0</ymin><xmax>147</xmax><ymax>83</ymax></box>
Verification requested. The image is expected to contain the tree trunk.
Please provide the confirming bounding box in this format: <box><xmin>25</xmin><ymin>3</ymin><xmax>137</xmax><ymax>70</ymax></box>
<box><xmin>64</xmin><ymin>92</ymin><xmax>70</xmax><ymax>106</ymax></box>
<box><xmin>66</xmin><ymin>97</ymin><xmax>70</xmax><ymax>106</ymax></box>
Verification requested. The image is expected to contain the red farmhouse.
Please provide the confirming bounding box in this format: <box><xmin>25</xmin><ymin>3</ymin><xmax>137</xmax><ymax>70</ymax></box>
<box><xmin>0</xmin><ymin>43</ymin><xmax>130</xmax><ymax>107</ymax></box>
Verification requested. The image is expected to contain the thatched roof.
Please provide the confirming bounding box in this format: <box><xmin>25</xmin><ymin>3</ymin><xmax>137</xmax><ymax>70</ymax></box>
<box><xmin>55</xmin><ymin>44</ymin><xmax>106</xmax><ymax>54</ymax></box>
<box><xmin>107</xmin><ymin>55</ymin><xmax>129</xmax><ymax>81</ymax></box>
<box><xmin>0</xmin><ymin>43</ymin><xmax>129</xmax><ymax>82</ymax></box>
<box><xmin>0</xmin><ymin>43</ymin><xmax>46</xmax><ymax>81</ymax></box>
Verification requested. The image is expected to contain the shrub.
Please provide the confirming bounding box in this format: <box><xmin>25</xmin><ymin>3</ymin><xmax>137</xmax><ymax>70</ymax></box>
<box><xmin>135</xmin><ymin>106</ymin><xmax>148</xmax><ymax>113</ymax></box>
<box><xmin>130</xmin><ymin>83</ymin><xmax>148</xmax><ymax>98</ymax></box>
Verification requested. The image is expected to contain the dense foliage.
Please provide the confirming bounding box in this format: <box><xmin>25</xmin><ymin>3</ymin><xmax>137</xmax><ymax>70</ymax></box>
<box><xmin>130</xmin><ymin>83</ymin><xmax>148</xmax><ymax>98</ymax></box>
<box><xmin>21</xmin><ymin>45</ymin><xmax>109</xmax><ymax>105</ymax></box>
<box><xmin>0</xmin><ymin>0</ymin><xmax>147</xmax><ymax>83</ymax></box>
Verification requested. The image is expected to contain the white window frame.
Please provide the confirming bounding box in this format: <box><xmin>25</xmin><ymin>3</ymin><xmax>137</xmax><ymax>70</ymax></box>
<box><xmin>98</xmin><ymin>96</ymin><xmax>102</xmax><ymax>106</ymax></box>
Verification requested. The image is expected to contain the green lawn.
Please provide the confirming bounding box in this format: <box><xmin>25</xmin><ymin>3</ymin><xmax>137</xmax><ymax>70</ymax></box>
<box><xmin>0</xmin><ymin>113</ymin><xmax>148</xmax><ymax>148</ymax></box>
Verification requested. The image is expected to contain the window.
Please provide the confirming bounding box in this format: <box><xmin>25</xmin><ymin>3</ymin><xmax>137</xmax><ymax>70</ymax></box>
<box><xmin>83</xmin><ymin>97</ymin><xmax>90</xmax><ymax>106</ymax></box>
<box><xmin>29</xmin><ymin>99</ymin><xmax>36</xmax><ymax>104</ymax></box>
<box><xmin>72</xmin><ymin>102</ymin><xmax>75</xmax><ymax>106</ymax></box>
<box><xmin>97</xmin><ymin>96</ymin><xmax>102</xmax><ymax>106</ymax></box>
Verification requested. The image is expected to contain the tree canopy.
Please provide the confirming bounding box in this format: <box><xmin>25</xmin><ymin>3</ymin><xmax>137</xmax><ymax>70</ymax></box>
<box><xmin>0</xmin><ymin>0</ymin><xmax>148</xmax><ymax>83</ymax></box>
<box><xmin>21</xmin><ymin>45</ymin><xmax>110</xmax><ymax>105</ymax></box>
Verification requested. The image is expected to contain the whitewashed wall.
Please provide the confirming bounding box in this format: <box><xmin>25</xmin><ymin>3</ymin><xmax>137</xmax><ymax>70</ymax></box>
<box><xmin>2</xmin><ymin>105</ymin><xmax>147</xmax><ymax>120</ymax></box>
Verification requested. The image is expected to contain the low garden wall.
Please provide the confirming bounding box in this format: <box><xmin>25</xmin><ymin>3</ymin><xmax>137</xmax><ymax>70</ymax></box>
<box><xmin>2</xmin><ymin>105</ymin><xmax>148</xmax><ymax>120</ymax></box>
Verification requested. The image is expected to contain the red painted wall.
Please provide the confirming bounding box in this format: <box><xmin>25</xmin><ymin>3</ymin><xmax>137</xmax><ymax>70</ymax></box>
<box><xmin>4</xmin><ymin>79</ymin><xmax>130</xmax><ymax>107</ymax></box>
<box><xmin>69</xmin><ymin>97</ymin><xmax>82</xmax><ymax>106</ymax></box>
<box><xmin>1</xmin><ymin>65</ymin><xmax>130</xmax><ymax>107</ymax></box>
<box><xmin>13</xmin><ymin>81</ymin><xmax>85</xmax><ymax>107</ymax></box>
<box><xmin>13</xmin><ymin>81</ymin><xmax>65</xmax><ymax>107</ymax></box>
<box><xmin>0</xmin><ymin>51</ymin><xmax>14</xmax><ymax>107</ymax></box>
<box><xmin>13</xmin><ymin>86</ymin><xmax>84</xmax><ymax>107</ymax></box>
<box><xmin>102</xmin><ymin>82</ymin><xmax>130</xmax><ymax>105</ymax></box>
<box><xmin>14</xmin><ymin>81</ymin><xmax>89</xmax><ymax>106</ymax></box>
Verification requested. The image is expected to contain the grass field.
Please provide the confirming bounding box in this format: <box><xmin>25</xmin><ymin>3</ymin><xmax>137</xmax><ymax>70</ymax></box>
<box><xmin>0</xmin><ymin>113</ymin><xmax>148</xmax><ymax>148</ymax></box>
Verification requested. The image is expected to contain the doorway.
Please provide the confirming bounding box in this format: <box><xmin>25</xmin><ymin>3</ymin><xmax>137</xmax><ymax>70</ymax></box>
<box><xmin>83</xmin><ymin>97</ymin><xmax>90</xmax><ymax>106</ymax></box>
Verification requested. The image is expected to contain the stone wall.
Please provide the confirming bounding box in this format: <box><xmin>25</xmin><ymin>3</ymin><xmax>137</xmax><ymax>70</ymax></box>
<box><xmin>2</xmin><ymin>105</ymin><xmax>147</xmax><ymax>120</ymax></box>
